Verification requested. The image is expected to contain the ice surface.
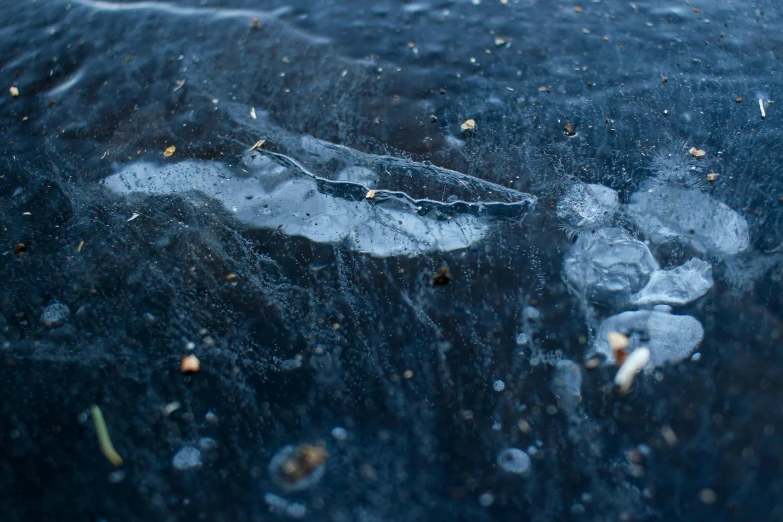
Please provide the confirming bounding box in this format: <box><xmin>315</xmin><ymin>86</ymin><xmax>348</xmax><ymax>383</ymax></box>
<box><xmin>556</xmin><ymin>182</ymin><xmax>619</xmax><ymax>236</ymax></box>
<box><xmin>563</xmin><ymin>228</ymin><xmax>659</xmax><ymax>305</ymax></box>
<box><xmin>626</xmin><ymin>183</ymin><xmax>750</xmax><ymax>256</ymax></box>
<box><xmin>592</xmin><ymin>310</ymin><xmax>705</xmax><ymax>366</ymax></box>
<box><xmin>103</xmin><ymin>145</ymin><xmax>534</xmax><ymax>258</ymax></box>
<box><xmin>552</xmin><ymin>360</ymin><xmax>582</xmax><ymax>413</ymax></box>
<box><xmin>630</xmin><ymin>258</ymin><xmax>713</xmax><ymax>307</ymax></box>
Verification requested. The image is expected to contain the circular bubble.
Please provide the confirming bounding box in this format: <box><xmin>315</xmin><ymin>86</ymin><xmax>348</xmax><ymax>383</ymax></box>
<box><xmin>497</xmin><ymin>448</ymin><xmax>531</xmax><ymax>475</ymax></box>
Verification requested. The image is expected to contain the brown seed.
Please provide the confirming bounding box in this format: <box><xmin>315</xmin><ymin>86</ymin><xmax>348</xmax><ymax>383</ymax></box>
<box><xmin>564</xmin><ymin>123</ymin><xmax>576</xmax><ymax>136</ymax></box>
<box><xmin>163</xmin><ymin>145</ymin><xmax>176</xmax><ymax>157</ymax></box>
<box><xmin>14</xmin><ymin>243</ymin><xmax>26</xmax><ymax>255</ymax></box>
<box><xmin>706</xmin><ymin>173</ymin><xmax>719</xmax><ymax>182</ymax></box>
<box><xmin>251</xmin><ymin>18</ymin><xmax>260</xmax><ymax>26</ymax></box>
<box><xmin>432</xmin><ymin>265</ymin><xmax>452</xmax><ymax>286</ymax></box>
<box><xmin>365</xmin><ymin>189</ymin><xmax>377</xmax><ymax>199</ymax></box>
<box><xmin>735</xmin><ymin>97</ymin><xmax>743</xmax><ymax>103</ymax></box>
<box><xmin>689</xmin><ymin>147</ymin><xmax>706</xmax><ymax>158</ymax></box>
<box><xmin>179</xmin><ymin>355</ymin><xmax>200</xmax><ymax>374</ymax></box>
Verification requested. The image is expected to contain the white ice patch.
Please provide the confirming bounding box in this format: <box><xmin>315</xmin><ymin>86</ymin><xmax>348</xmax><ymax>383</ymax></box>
<box><xmin>630</xmin><ymin>258</ymin><xmax>713</xmax><ymax>307</ymax></box>
<box><xmin>103</xmin><ymin>155</ymin><xmax>532</xmax><ymax>257</ymax></box>
<box><xmin>557</xmin><ymin>182</ymin><xmax>619</xmax><ymax>234</ymax></box>
<box><xmin>592</xmin><ymin>310</ymin><xmax>704</xmax><ymax>367</ymax></box>
<box><xmin>563</xmin><ymin>228</ymin><xmax>659</xmax><ymax>305</ymax></box>
<box><xmin>626</xmin><ymin>183</ymin><xmax>750</xmax><ymax>256</ymax></box>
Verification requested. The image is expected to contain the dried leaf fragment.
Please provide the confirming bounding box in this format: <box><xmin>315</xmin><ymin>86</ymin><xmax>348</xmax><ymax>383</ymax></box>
<box><xmin>180</xmin><ymin>355</ymin><xmax>200</xmax><ymax>374</ymax></box>
<box><xmin>248</xmin><ymin>139</ymin><xmax>266</xmax><ymax>152</ymax></box>
<box><xmin>460</xmin><ymin>119</ymin><xmax>475</xmax><ymax>131</ymax></box>
<box><xmin>9</xmin><ymin>86</ymin><xmax>19</xmax><ymax>97</ymax></box>
<box><xmin>689</xmin><ymin>147</ymin><xmax>706</xmax><ymax>158</ymax></box>
<box><xmin>77</xmin><ymin>240</ymin><xmax>85</xmax><ymax>252</ymax></box>
<box><xmin>365</xmin><ymin>189</ymin><xmax>377</xmax><ymax>199</ymax></box>
<box><xmin>163</xmin><ymin>145</ymin><xmax>176</xmax><ymax>157</ymax></box>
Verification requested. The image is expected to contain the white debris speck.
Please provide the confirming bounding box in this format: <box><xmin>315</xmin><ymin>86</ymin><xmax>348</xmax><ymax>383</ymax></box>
<box><xmin>759</xmin><ymin>98</ymin><xmax>766</xmax><ymax>119</ymax></box>
<box><xmin>127</xmin><ymin>212</ymin><xmax>140</xmax><ymax>222</ymax></box>
<box><xmin>250</xmin><ymin>107</ymin><xmax>257</xmax><ymax>119</ymax></box>
<box><xmin>614</xmin><ymin>347</ymin><xmax>650</xmax><ymax>394</ymax></box>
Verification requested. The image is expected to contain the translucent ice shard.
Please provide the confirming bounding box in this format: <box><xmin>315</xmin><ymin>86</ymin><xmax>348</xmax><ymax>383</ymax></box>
<box><xmin>563</xmin><ymin>228</ymin><xmax>659</xmax><ymax>305</ymax></box>
<box><xmin>630</xmin><ymin>258</ymin><xmax>713</xmax><ymax>307</ymax></box>
<box><xmin>626</xmin><ymin>183</ymin><xmax>750</xmax><ymax>255</ymax></box>
<box><xmin>103</xmin><ymin>144</ymin><xmax>535</xmax><ymax>257</ymax></box>
<box><xmin>557</xmin><ymin>182</ymin><xmax>619</xmax><ymax>237</ymax></box>
<box><xmin>592</xmin><ymin>310</ymin><xmax>704</xmax><ymax>367</ymax></box>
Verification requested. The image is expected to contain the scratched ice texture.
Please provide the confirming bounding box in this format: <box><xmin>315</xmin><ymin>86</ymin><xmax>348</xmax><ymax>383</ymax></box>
<box><xmin>2</xmin><ymin>1</ymin><xmax>783</xmax><ymax>521</ymax></box>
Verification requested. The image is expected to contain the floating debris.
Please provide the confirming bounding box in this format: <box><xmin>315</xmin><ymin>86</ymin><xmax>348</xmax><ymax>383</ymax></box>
<box><xmin>688</xmin><ymin>147</ymin><xmax>706</xmax><ymax>158</ymax></box>
<box><xmin>14</xmin><ymin>243</ymin><xmax>26</xmax><ymax>256</ymax></box>
<box><xmin>460</xmin><ymin>118</ymin><xmax>476</xmax><ymax>131</ymax></box>
<box><xmin>759</xmin><ymin>98</ymin><xmax>766</xmax><ymax>119</ymax></box>
<box><xmin>432</xmin><ymin>265</ymin><xmax>452</xmax><ymax>286</ymax></box>
<box><xmin>269</xmin><ymin>443</ymin><xmax>327</xmax><ymax>492</ymax></box>
<box><xmin>90</xmin><ymin>405</ymin><xmax>123</xmax><ymax>467</ymax></box>
<box><xmin>564</xmin><ymin>123</ymin><xmax>576</xmax><ymax>136</ymax></box>
<box><xmin>493</xmin><ymin>36</ymin><xmax>508</xmax><ymax>47</ymax></box>
<box><xmin>9</xmin><ymin>86</ymin><xmax>19</xmax><ymax>97</ymax></box>
<box><xmin>497</xmin><ymin>448</ymin><xmax>531</xmax><ymax>475</ymax></box>
<box><xmin>162</xmin><ymin>401</ymin><xmax>181</xmax><ymax>415</ymax></box>
<box><xmin>248</xmin><ymin>139</ymin><xmax>266</xmax><ymax>152</ymax></box>
<box><xmin>163</xmin><ymin>145</ymin><xmax>176</xmax><ymax>157</ymax></box>
<box><xmin>173</xmin><ymin>79</ymin><xmax>186</xmax><ymax>92</ymax></box>
<box><xmin>706</xmin><ymin>173</ymin><xmax>719</xmax><ymax>182</ymax></box>
<box><xmin>179</xmin><ymin>355</ymin><xmax>200</xmax><ymax>374</ymax></box>
<box><xmin>365</xmin><ymin>189</ymin><xmax>377</xmax><ymax>199</ymax></box>
<box><xmin>77</xmin><ymin>240</ymin><xmax>85</xmax><ymax>252</ymax></box>
<box><xmin>127</xmin><ymin>212</ymin><xmax>140</xmax><ymax>222</ymax></box>
<box><xmin>607</xmin><ymin>331</ymin><xmax>629</xmax><ymax>365</ymax></box>
<box><xmin>250</xmin><ymin>107</ymin><xmax>257</xmax><ymax>119</ymax></box>
<box><xmin>661</xmin><ymin>76</ymin><xmax>668</xmax><ymax>83</ymax></box>
<box><xmin>735</xmin><ymin>97</ymin><xmax>743</xmax><ymax>103</ymax></box>
<box><xmin>614</xmin><ymin>347</ymin><xmax>650</xmax><ymax>394</ymax></box>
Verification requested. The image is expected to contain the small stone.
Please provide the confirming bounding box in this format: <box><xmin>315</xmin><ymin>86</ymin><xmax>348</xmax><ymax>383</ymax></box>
<box><xmin>172</xmin><ymin>446</ymin><xmax>202</xmax><ymax>471</ymax></box>
<box><xmin>40</xmin><ymin>303</ymin><xmax>71</xmax><ymax>328</ymax></box>
<box><xmin>180</xmin><ymin>355</ymin><xmax>200</xmax><ymax>374</ymax></box>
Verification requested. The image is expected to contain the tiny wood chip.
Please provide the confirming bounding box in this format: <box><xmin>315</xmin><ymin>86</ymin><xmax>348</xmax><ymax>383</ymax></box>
<box><xmin>163</xmin><ymin>145</ymin><xmax>176</xmax><ymax>157</ymax></box>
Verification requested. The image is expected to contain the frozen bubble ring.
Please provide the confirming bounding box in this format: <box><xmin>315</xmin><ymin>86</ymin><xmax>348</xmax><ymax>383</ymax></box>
<box><xmin>497</xmin><ymin>448</ymin><xmax>531</xmax><ymax>475</ymax></box>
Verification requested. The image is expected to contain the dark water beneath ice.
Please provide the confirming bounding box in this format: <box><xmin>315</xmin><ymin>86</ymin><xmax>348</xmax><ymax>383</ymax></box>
<box><xmin>2</xmin><ymin>1</ymin><xmax>783</xmax><ymax>521</ymax></box>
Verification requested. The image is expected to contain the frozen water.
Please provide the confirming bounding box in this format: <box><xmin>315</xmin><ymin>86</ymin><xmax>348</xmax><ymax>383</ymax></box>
<box><xmin>592</xmin><ymin>310</ymin><xmax>705</xmax><ymax>367</ymax></box>
<box><xmin>557</xmin><ymin>182</ymin><xmax>619</xmax><ymax>236</ymax></box>
<box><xmin>563</xmin><ymin>228</ymin><xmax>659</xmax><ymax>305</ymax></box>
<box><xmin>630</xmin><ymin>258</ymin><xmax>713</xmax><ymax>307</ymax></box>
<box><xmin>103</xmin><ymin>142</ymin><xmax>534</xmax><ymax>258</ymax></box>
<box><xmin>552</xmin><ymin>360</ymin><xmax>582</xmax><ymax>414</ymax></box>
<box><xmin>626</xmin><ymin>183</ymin><xmax>750</xmax><ymax>256</ymax></box>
